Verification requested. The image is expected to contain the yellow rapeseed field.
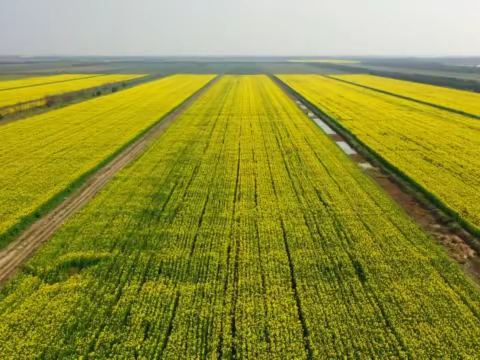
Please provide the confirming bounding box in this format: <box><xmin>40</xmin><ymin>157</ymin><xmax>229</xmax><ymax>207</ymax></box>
<box><xmin>332</xmin><ymin>74</ymin><xmax>480</xmax><ymax>117</ymax></box>
<box><xmin>278</xmin><ymin>74</ymin><xmax>480</xmax><ymax>233</ymax></box>
<box><xmin>0</xmin><ymin>74</ymin><xmax>215</xmax><ymax>246</ymax></box>
<box><xmin>0</xmin><ymin>74</ymin><xmax>94</xmax><ymax>90</ymax></box>
<box><xmin>0</xmin><ymin>76</ymin><xmax>479</xmax><ymax>358</ymax></box>
<box><xmin>0</xmin><ymin>73</ymin><xmax>145</xmax><ymax>114</ymax></box>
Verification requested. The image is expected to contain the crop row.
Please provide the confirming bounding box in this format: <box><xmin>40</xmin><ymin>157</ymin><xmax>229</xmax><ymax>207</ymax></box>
<box><xmin>0</xmin><ymin>74</ymin><xmax>98</xmax><ymax>91</ymax></box>
<box><xmin>0</xmin><ymin>75</ymin><xmax>479</xmax><ymax>358</ymax></box>
<box><xmin>332</xmin><ymin>74</ymin><xmax>480</xmax><ymax>117</ymax></box>
<box><xmin>0</xmin><ymin>74</ymin><xmax>215</xmax><ymax>247</ymax></box>
<box><xmin>279</xmin><ymin>74</ymin><xmax>480</xmax><ymax>234</ymax></box>
<box><xmin>0</xmin><ymin>73</ymin><xmax>146</xmax><ymax>115</ymax></box>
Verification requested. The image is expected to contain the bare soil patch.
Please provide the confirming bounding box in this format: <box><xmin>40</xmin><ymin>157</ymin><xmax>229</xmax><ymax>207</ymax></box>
<box><xmin>328</xmin><ymin>134</ymin><xmax>344</xmax><ymax>141</ymax></box>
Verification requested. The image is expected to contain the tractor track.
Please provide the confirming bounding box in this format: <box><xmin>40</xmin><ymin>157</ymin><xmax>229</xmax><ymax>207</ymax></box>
<box><xmin>0</xmin><ymin>76</ymin><xmax>220</xmax><ymax>285</ymax></box>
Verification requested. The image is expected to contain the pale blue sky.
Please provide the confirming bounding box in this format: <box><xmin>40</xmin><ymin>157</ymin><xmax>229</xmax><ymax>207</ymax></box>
<box><xmin>1</xmin><ymin>0</ymin><xmax>479</xmax><ymax>56</ymax></box>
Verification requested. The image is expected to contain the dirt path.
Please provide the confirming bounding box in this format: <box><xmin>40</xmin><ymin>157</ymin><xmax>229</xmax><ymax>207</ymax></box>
<box><xmin>0</xmin><ymin>76</ymin><xmax>219</xmax><ymax>285</ymax></box>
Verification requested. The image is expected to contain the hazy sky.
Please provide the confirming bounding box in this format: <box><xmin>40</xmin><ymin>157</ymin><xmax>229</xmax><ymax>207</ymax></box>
<box><xmin>1</xmin><ymin>0</ymin><xmax>479</xmax><ymax>56</ymax></box>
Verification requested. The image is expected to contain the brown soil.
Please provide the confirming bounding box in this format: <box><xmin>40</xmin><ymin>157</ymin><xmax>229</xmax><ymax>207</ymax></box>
<box><xmin>348</xmin><ymin>154</ymin><xmax>365</xmax><ymax>163</ymax></box>
<box><xmin>0</xmin><ymin>76</ymin><xmax>219</xmax><ymax>285</ymax></box>
<box><xmin>328</xmin><ymin>134</ymin><xmax>344</xmax><ymax>142</ymax></box>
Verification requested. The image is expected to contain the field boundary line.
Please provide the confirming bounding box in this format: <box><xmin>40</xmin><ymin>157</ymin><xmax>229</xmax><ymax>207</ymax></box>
<box><xmin>0</xmin><ymin>75</ymin><xmax>220</xmax><ymax>284</ymax></box>
<box><xmin>0</xmin><ymin>75</ymin><xmax>217</xmax><ymax>248</ymax></box>
<box><xmin>272</xmin><ymin>75</ymin><xmax>480</xmax><ymax>266</ymax></box>
<box><xmin>325</xmin><ymin>75</ymin><xmax>480</xmax><ymax>121</ymax></box>
<box><xmin>0</xmin><ymin>74</ymin><xmax>159</xmax><ymax>125</ymax></box>
<box><xmin>305</xmin><ymin>62</ymin><xmax>480</xmax><ymax>93</ymax></box>
<box><xmin>0</xmin><ymin>73</ymin><xmax>108</xmax><ymax>92</ymax></box>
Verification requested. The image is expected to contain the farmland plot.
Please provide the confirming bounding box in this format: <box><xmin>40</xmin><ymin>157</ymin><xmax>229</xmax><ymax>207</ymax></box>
<box><xmin>0</xmin><ymin>74</ymin><xmax>215</xmax><ymax>246</ymax></box>
<box><xmin>0</xmin><ymin>74</ymin><xmax>97</xmax><ymax>91</ymax></box>
<box><xmin>0</xmin><ymin>73</ymin><xmax>145</xmax><ymax>114</ymax></box>
<box><xmin>0</xmin><ymin>75</ymin><xmax>479</xmax><ymax>358</ymax></box>
<box><xmin>278</xmin><ymin>74</ymin><xmax>480</xmax><ymax>234</ymax></box>
<box><xmin>332</xmin><ymin>74</ymin><xmax>480</xmax><ymax>117</ymax></box>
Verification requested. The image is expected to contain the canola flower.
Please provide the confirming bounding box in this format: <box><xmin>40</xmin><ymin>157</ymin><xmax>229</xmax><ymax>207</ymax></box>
<box><xmin>0</xmin><ymin>74</ymin><xmax>215</xmax><ymax>246</ymax></box>
<box><xmin>332</xmin><ymin>73</ymin><xmax>480</xmax><ymax>117</ymax></box>
<box><xmin>0</xmin><ymin>73</ymin><xmax>146</xmax><ymax>114</ymax></box>
<box><xmin>0</xmin><ymin>74</ymin><xmax>94</xmax><ymax>91</ymax></box>
<box><xmin>0</xmin><ymin>76</ymin><xmax>479</xmax><ymax>358</ymax></box>
<box><xmin>279</xmin><ymin>74</ymin><xmax>480</xmax><ymax>233</ymax></box>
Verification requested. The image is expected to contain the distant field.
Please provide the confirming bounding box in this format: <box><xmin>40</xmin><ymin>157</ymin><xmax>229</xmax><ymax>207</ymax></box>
<box><xmin>279</xmin><ymin>75</ymin><xmax>480</xmax><ymax>233</ymax></box>
<box><xmin>289</xmin><ymin>59</ymin><xmax>360</xmax><ymax>64</ymax></box>
<box><xmin>0</xmin><ymin>60</ymin><xmax>129</xmax><ymax>74</ymax></box>
<box><xmin>345</xmin><ymin>63</ymin><xmax>480</xmax><ymax>81</ymax></box>
<box><xmin>0</xmin><ymin>74</ymin><xmax>42</xmax><ymax>81</ymax></box>
<box><xmin>0</xmin><ymin>74</ymin><xmax>95</xmax><ymax>90</ymax></box>
<box><xmin>0</xmin><ymin>74</ymin><xmax>145</xmax><ymax>114</ymax></box>
<box><xmin>332</xmin><ymin>74</ymin><xmax>480</xmax><ymax>117</ymax></box>
<box><xmin>0</xmin><ymin>75</ymin><xmax>479</xmax><ymax>358</ymax></box>
<box><xmin>259</xmin><ymin>62</ymin><xmax>350</xmax><ymax>74</ymax></box>
<box><xmin>0</xmin><ymin>60</ymin><xmax>355</xmax><ymax>75</ymax></box>
<box><xmin>0</xmin><ymin>74</ymin><xmax>214</xmax><ymax>246</ymax></box>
